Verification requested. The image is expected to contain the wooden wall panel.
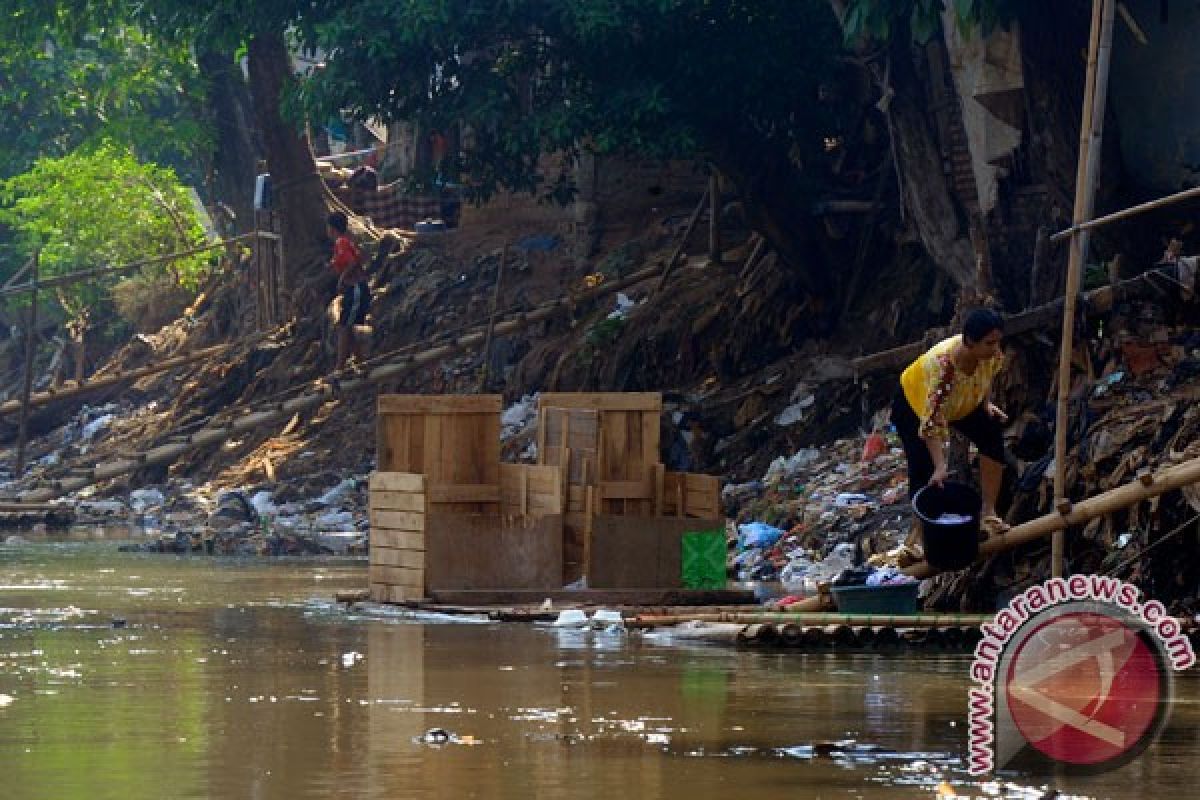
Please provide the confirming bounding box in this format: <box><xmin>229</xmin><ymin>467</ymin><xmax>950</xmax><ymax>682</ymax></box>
<box><xmin>369</xmin><ymin>471</ymin><xmax>426</xmax><ymax>602</ymax></box>
<box><xmin>377</xmin><ymin>395</ymin><xmax>502</xmax><ymax>514</ymax></box>
<box><xmin>588</xmin><ymin>515</ymin><xmax>722</xmax><ymax>589</ymax></box>
<box><xmin>663</xmin><ymin>472</ymin><xmax>721</xmax><ymax>518</ymax></box>
<box><xmin>425</xmin><ymin>513</ymin><xmax>564</xmax><ymax>589</ymax></box>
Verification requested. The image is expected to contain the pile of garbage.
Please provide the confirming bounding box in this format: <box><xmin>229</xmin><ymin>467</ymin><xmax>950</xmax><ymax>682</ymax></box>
<box><xmin>723</xmin><ymin>431</ymin><xmax>916</xmax><ymax>592</ymax></box>
<box><xmin>105</xmin><ymin>476</ymin><xmax>371</xmax><ymax>556</ymax></box>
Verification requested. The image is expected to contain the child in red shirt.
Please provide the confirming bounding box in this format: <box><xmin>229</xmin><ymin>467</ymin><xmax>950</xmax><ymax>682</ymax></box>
<box><xmin>327</xmin><ymin>211</ymin><xmax>370</xmax><ymax>369</ymax></box>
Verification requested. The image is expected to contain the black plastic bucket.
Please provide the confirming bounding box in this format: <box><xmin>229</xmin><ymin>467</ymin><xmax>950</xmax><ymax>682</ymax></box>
<box><xmin>913</xmin><ymin>481</ymin><xmax>981</xmax><ymax>571</ymax></box>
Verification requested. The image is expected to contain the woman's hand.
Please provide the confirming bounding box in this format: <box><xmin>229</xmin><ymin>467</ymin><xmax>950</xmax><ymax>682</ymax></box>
<box><xmin>929</xmin><ymin>464</ymin><xmax>949</xmax><ymax>488</ymax></box>
<box><xmin>986</xmin><ymin>402</ymin><xmax>1008</xmax><ymax>423</ymax></box>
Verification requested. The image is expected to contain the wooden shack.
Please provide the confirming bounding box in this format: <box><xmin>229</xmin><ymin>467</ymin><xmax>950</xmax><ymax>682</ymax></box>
<box><xmin>370</xmin><ymin>395</ymin><xmax>564</xmax><ymax>603</ymax></box>
<box><xmin>369</xmin><ymin>393</ymin><xmax>725</xmax><ymax>604</ymax></box>
<box><xmin>537</xmin><ymin>393</ymin><xmax>720</xmax><ymax>583</ymax></box>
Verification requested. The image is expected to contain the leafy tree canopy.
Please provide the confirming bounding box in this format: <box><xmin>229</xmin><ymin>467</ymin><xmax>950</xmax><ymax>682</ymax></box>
<box><xmin>0</xmin><ymin>141</ymin><xmax>210</xmax><ymax>321</ymax></box>
<box><xmin>294</xmin><ymin>0</ymin><xmax>851</xmax><ymax>204</ymax></box>
<box><xmin>0</xmin><ymin>6</ymin><xmax>209</xmax><ymax>181</ymax></box>
<box><xmin>838</xmin><ymin>0</ymin><xmax>1015</xmax><ymax>44</ymax></box>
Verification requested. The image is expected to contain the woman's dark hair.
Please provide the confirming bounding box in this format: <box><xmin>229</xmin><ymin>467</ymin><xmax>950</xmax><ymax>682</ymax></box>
<box><xmin>326</xmin><ymin>211</ymin><xmax>349</xmax><ymax>234</ymax></box>
<box><xmin>963</xmin><ymin>308</ymin><xmax>1005</xmax><ymax>343</ymax></box>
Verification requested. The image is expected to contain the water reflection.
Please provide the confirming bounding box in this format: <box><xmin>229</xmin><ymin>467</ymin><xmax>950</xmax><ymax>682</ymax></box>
<box><xmin>0</xmin><ymin>540</ymin><xmax>1197</xmax><ymax>799</ymax></box>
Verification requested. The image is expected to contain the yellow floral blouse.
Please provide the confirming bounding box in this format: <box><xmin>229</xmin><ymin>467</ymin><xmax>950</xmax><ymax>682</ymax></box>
<box><xmin>900</xmin><ymin>335</ymin><xmax>1003</xmax><ymax>441</ymax></box>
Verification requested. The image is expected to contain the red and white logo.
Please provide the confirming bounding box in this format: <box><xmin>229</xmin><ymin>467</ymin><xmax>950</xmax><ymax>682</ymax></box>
<box><xmin>1004</xmin><ymin>610</ymin><xmax>1165</xmax><ymax>769</ymax></box>
<box><xmin>967</xmin><ymin>577</ymin><xmax>1193</xmax><ymax>777</ymax></box>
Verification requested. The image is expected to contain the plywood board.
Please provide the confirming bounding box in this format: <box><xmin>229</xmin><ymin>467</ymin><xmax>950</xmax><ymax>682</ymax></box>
<box><xmin>369</xmin><ymin>564</ymin><xmax>425</xmax><ymax>589</ymax></box>
<box><xmin>370</xmin><ymin>583</ymin><xmax>422</xmax><ymax>603</ymax></box>
<box><xmin>376</xmin><ymin>396</ymin><xmax>501</xmax><ymax>514</ymax></box>
<box><xmin>425</xmin><ymin>512</ymin><xmax>563</xmax><ymax>589</ymax></box>
<box><xmin>369</xmin><ymin>472</ymin><xmax>424</xmax><ymax>493</ymax></box>
<box><xmin>539</xmin><ymin>393</ymin><xmax>663</xmax><ymax>412</ymax></box>
<box><xmin>369</xmin><ymin>509</ymin><xmax>425</xmax><ymax>531</ymax></box>
<box><xmin>499</xmin><ymin>464</ymin><xmax>563</xmax><ymax>517</ymax></box>
<box><xmin>378</xmin><ymin>395</ymin><xmax>503</xmax><ymax>414</ymax></box>
<box><xmin>427</xmin><ymin>484</ymin><xmax>500</xmax><ymax>504</ymax></box>
<box><xmin>588</xmin><ymin>515</ymin><xmax>722</xmax><ymax>589</ymax></box>
<box><xmin>663</xmin><ymin>472</ymin><xmax>721</xmax><ymax>518</ymax></box>
<box><xmin>370</xmin><ymin>490</ymin><xmax>426</xmax><ymax>512</ymax></box>
<box><xmin>371</xmin><ymin>529</ymin><xmax>425</xmax><ymax>550</ymax></box>
<box><xmin>371</xmin><ymin>547</ymin><xmax>426</xmax><ymax>569</ymax></box>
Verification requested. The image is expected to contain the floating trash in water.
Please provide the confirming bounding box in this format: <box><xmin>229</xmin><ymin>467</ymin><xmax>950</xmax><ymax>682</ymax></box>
<box><xmin>414</xmin><ymin>727</ymin><xmax>479</xmax><ymax>746</ymax></box>
<box><xmin>0</xmin><ymin>694</ymin><xmax>13</xmax><ymax>707</ymax></box>
<box><xmin>340</xmin><ymin>651</ymin><xmax>363</xmax><ymax>668</ymax></box>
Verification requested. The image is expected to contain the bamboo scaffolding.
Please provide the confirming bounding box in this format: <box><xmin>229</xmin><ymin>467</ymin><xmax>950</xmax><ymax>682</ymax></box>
<box><xmin>1055</xmin><ymin>0</ymin><xmax>1115</xmax><ymax>577</ymax></box>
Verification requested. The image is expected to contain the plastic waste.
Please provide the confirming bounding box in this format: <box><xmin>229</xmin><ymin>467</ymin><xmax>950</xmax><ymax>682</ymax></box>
<box><xmin>500</xmin><ymin>394</ymin><xmax>539</xmax><ymax>440</ymax></box>
<box><xmin>764</xmin><ymin>449</ymin><xmax>820</xmax><ymax>483</ymax></box>
<box><xmin>250</xmin><ymin>491</ymin><xmax>277</xmax><ymax>516</ymax></box>
<box><xmin>861</xmin><ymin>432</ymin><xmax>886</xmax><ymax>462</ymax></box>
<box><xmin>318</xmin><ymin>478</ymin><xmax>357</xmax><ymax>507</ymax></box>
<box><xmin>81</xmin><ymin>413</ymin><xmax>114</xmax><ymax>440</ymax></box>
<box><xmin>737</xmin><ymin>522</ymin><xmax>785</xmax><ymax>550</ymax></box>
<box><xmin>314</xmin><ymin>510</ymin><xmax>355</xmax><ymax>530</ymax></box>
<box><xmin>129</xmin><ymin>488</ymin><xmax>165</xmax><ymax>513</ymax></box>
<box><xmin>591</xmin><ymin>609</ymin><xmax>624</xmax><ymax>627</ymax></box>
<box><xmin>551</xmin><ymin>609</ymin><xmax>589</xmax><ymax>627</ymax></box>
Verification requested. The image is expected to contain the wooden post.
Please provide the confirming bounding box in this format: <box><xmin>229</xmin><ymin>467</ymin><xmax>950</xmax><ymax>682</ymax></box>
<box><xmin>477</xmin><ymin>243</ymin><xmax>508</xmax><ymax>392</ymax></box>
<box><xmin>15</xmin><ymin>251</ymin><xmax>39</xmax><ymax>478</ymax></box>
<box><xmin>1053</xmin><ymin>0</ymin><xmax>1114</xmax><ymax>579</ymax></box>
<box><xmin>708</xmin><ymin>170</ymin><xmax>721</xmax><ymax>264</ymax></box>
<box><xmin>654</xmin><ymin>187</ymin><xmax>709</xmax><ymax>294</ymax></box>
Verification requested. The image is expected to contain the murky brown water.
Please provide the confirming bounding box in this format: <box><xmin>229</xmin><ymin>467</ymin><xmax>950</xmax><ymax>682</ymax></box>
<box><xmin>1</xmin><ymin>535</ymin><xmax>1197</xmax><ymax>799</ymax></box>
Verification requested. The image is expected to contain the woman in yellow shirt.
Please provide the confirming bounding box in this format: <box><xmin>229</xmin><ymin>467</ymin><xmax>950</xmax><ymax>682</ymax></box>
<box><xmin>893</xmin><ymin>309</ymin><xmax>1011</xmax><ymax>536</ymax></box>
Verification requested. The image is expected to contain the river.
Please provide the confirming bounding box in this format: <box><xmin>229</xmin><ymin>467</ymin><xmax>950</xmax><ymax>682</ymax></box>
<box><xmin>1</xmin><ymin>536</ymin><xmax>1196</xmax><ymax>799</ymax></box>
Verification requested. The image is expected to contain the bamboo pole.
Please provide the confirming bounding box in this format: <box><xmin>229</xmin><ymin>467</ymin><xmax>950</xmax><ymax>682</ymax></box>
<box><xmin>0</xmin><ymin>233</ymin><xmax>259</xmax><ymax>299</ymax></box>
<box><xmin>654</xmin><ymin>188</ymin><xmax>709</xmax><ymax>293</ymax></box>
<box><xmin>781</xmin><ymin>456</ymin><xmax>1200</xmax><ymax>612</ymax></box>
<box><xmin>0</xmin><ymin>341</ymin><xmax>239</xmax><ymax>419</ymax></box>
<box><xmin>15</xmin><ymin>251</ymin><xmax>39</xmax><ymax>478</ymax></box>
<box><xmin>850</xmin><ymin>260</ymin><xmax>1187</xmax><ymax>375</ymax></box>
<box><xmin>1050</xmin><ymin>185</ymin><xmax>1200</xmax><ymax>243</ymax></box>
<box><xmin>631</xmin><ymin>612</ymin><xmax>992</xmax><ymax>628</ymax></box>
<box><xmin>477</xmin><ymin>243</ymin><xmax>508</xmax><ymax>392</ymax></box>
<box><xmin>15</xmin><ymin>262</ymin><xmax>667</xmax><ymax>503</ymax></box>
<box><xmin>904</xmin><ymin>455</ymin><xmax>1200</xmax><ymax>580</ymax></box>
<box><xmin>708</xmin><ymin>170</ymin><xmax>721</xmax><ymax>264</ymax></box>
<box><xmin>1055</xmin><ymin>0</ymin><xmax>1115</xmax><ymax>578</ymax></box>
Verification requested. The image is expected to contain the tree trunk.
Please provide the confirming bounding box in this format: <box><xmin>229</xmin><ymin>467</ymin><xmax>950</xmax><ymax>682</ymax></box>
<box><xmin>245</xmin><ymin>30</ymin><xmax>329</xmax><ymax>312</ymax></box>
<box><xmin>883</xmin><ymin>34</ymin><xmax>977</xmax><ymax>291</ymax></box>
<box><xmin>197</xmin><ymin>45</ymin><xmax>260</xmax><ymax>234</ymax></box>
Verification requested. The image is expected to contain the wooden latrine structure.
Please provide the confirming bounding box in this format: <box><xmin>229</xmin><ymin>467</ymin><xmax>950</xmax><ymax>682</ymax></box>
<box><xmin>368</xmin><ymin>393</ymin><xmax>722</xmax><ymax>603</ymax></box>
<box><xmin>537</xmin><ymin>393</ymin><xmax>720</xmax><ymax>582</ymax></box>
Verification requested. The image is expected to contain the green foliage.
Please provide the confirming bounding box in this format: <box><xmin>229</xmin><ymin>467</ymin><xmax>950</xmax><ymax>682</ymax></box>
<box><xmin>585</xmin><ymin>316</ymin><xmax>625</xmax><ymax>349</ymax></box>
<box><xmin>0</xmin><ymin>141</ymin><xmax>210</xmax><ymax>325</ymax></box>
<box><xmin>840</xmin><ymin>0</ymin><xmax>1015</xmax><ymax>44</ymax></box>
<box><xmin>0</xmin><ymin>14</ymin><xmax>209</xmax><ymax>181</ymax></box>
<box><xmin>293</xmin><ymin>0</ymin><xmax>848</xmax><ymax>204</ymax></box>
